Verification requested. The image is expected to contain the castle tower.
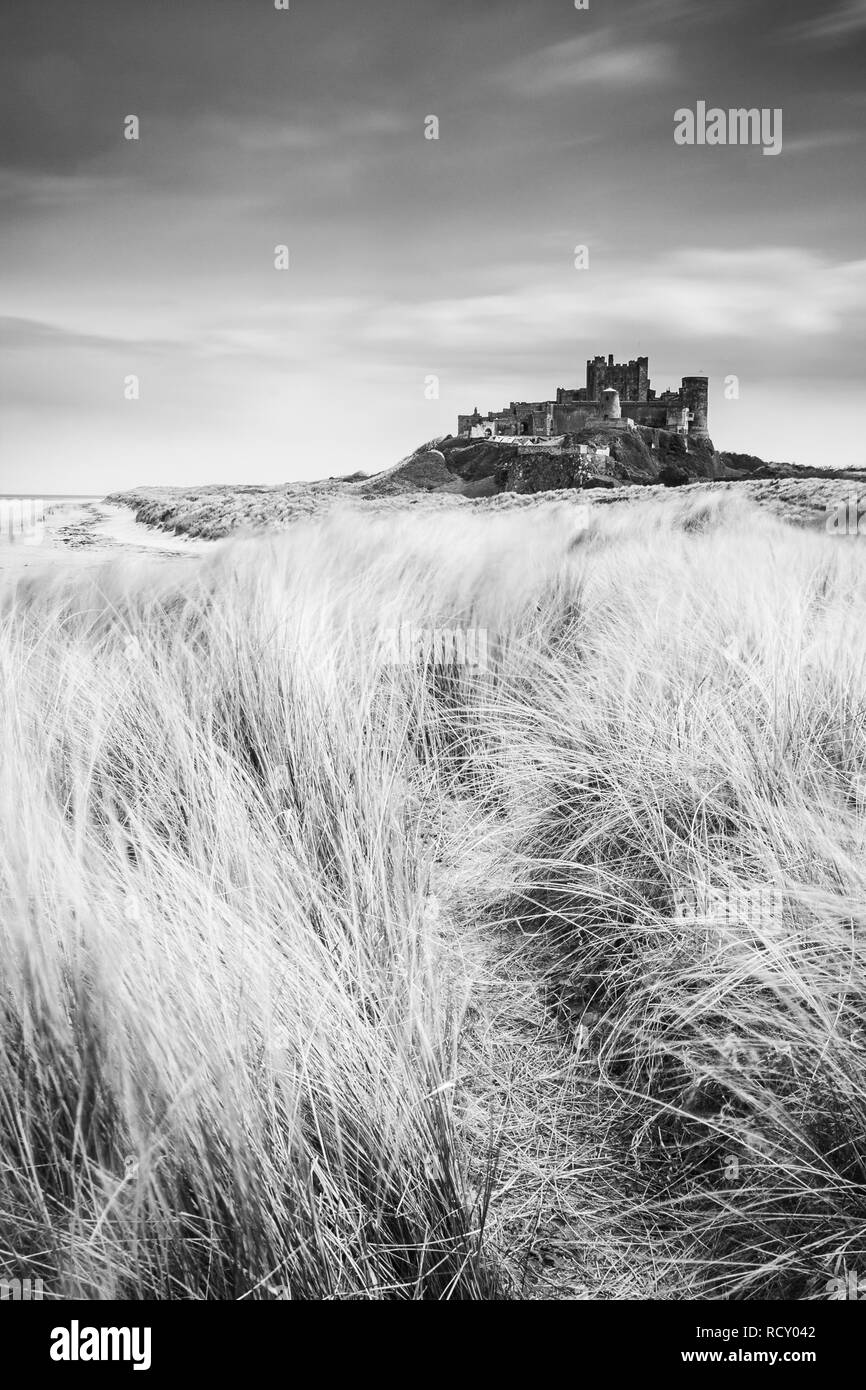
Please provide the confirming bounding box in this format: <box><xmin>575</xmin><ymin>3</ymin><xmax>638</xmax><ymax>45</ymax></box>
<box><xmin>600</xmin><ymin>386</ymin><xmax>621</xmax><ymax>420</ymax></box>
<box><xmin>586</xmin><ymin>356</ymin><xmax>606</xmax><ymax>400</ymax></box>
<box><xmin>586</xmin><ymin>354</ymin><xmax>651</xmax><ymax>403</ymax></box>
<box><xmin>681</xmin><ymin>377</ymin><xmax>709</xmax><ymax>438</ymax></box>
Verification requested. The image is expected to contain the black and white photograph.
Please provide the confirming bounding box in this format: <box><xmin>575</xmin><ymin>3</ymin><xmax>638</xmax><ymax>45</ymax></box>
<box><xmin>1</xmin><ymin>0</ymin><xmax>865</xmax><ymax>1350</ymax></box>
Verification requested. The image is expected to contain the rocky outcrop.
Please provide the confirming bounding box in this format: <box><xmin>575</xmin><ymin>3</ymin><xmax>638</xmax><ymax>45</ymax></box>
<box><xmin>433</xmin><ymin>426</ymin><xmax>718</xmax><ymax>495</ymax></box>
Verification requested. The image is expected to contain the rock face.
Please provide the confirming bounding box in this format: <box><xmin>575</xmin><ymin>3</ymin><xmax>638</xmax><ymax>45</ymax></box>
<box><xmin>435</xmin><ymin>427</ymin><xmax>718</xmax><ymax>495</ymax></box>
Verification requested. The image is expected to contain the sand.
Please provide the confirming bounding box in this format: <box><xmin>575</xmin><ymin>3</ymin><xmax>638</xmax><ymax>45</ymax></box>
<box><xmin>0</xmin><ymin>501</ymin><xmax>217</xmax><ymax>578</ymax></box>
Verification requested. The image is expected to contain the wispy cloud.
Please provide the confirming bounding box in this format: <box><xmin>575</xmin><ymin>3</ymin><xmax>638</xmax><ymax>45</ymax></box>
<box><xmin>352</xmin><ymin>249</ymin><xmax>866</xmax><ymax>365</ymax></box>
<box><xmin>495</xmin><ymin>33</ymin><xmax>673</xmax><ymax>97</ymax></box>
<box><xmin>0</xmin><ymin>169</ymin><xmax>128</xmax><ymax>207</ymax></box>
<box><xmin>0</xmin><ymin>314</ymin><xmax>195</xmax><ymax>355</ymax></box>
<box><xmin>788</xmin><ymin>1</ymin><xmax>866</xmax><ymax>42</ymax></box>
<box><xmin>782</xmin><ymin>130</ymin><xmax>861</xmax><ymax>155</ymax></box>
<box><xmin>226</xmin><ymin>109</ymin><xmax>408</xmax><ymax>153</ymax></box>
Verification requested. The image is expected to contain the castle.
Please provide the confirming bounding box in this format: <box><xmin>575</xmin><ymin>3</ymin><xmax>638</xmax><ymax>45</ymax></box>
<box><xmin>458</xmin><ymin>353</ymin><xmax>709</xmax><ymax>443</ymax></box>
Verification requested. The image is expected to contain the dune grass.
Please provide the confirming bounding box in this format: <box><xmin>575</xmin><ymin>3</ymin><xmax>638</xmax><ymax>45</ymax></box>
<box><xmin>1</xmin><ymin>491</ymin><xmax>864</xmax><ymax>1299</ymax></box>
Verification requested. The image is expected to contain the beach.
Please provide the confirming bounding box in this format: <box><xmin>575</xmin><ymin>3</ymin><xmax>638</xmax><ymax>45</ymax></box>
<box><xmin>0</xmin><ymin>499</ymin><xmax>216</xmax><ymax>576</ymax></box>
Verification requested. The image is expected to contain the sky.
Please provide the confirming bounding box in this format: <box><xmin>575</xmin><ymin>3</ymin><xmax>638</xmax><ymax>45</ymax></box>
<box><xmin>1</xmin><ymin>0</ymin><xmax>865</xmax><ymax>492</ymax></box>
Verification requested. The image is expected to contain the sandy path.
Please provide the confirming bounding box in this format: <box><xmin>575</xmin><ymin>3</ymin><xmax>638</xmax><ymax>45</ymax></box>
<box><xmin>0</xmin><ymin>501</ymin><xmax>217</xmax><ymax>576</ymax></box>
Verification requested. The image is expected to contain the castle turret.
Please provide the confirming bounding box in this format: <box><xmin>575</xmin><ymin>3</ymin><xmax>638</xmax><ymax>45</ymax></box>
<box><xmin>681</xmin><ymin>376</ymin><xmax>709</xmax><ymax>438</ymax></box>
<box><xmin>600</xmin><ymin>386</ymin><xmax>621</xmax><ymax>420</ymax></box>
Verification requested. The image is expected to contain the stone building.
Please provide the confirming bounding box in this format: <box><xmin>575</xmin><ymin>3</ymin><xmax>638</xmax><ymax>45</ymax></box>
<box><xmin>458</xmin><ymin>353</ymin><xmax>709</xmax><ymax>442</ymax></box>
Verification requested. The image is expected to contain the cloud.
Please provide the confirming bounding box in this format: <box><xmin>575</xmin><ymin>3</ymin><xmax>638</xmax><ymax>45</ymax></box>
<box><xmin>788</xmin><ymin>1</ymin><xmax>866</xmax><ymax>41</ymax></box>
<box><xmin>781</xmin><ymin>130</ymin><xmax>861</xmax><ymax>154</ymax></box>
<box><xmin>231</xmin><ymin>123</ymin><xmax>324</xmax><ymax>154</ymax></box>
<box><xmin>0</xmin><ymin>169</ymin><xmax>127</xmax><ymax>208</ymax></box>
<box><xmin>224</xmin><ymin>109</ymin><xmax>408</xmax><ymax>154</ymax></box>
<box><xmin>353</xmin><ymin>249</ymin><xmax>866</xmax><ymax>364</ymax></box>
<box><xmin>0</xmin><ymin>315</ymin><xmax>195</xmax><ymax>352</ymax></box>
<box><xmin>617</xmin><ymin>249</ymin><xmax>866</xmax><ymax>339</ymax></box>
<box><xmin>496</xmin><ymin>33</ymin><xmax>673</xmax><ymax>97</ymax></box>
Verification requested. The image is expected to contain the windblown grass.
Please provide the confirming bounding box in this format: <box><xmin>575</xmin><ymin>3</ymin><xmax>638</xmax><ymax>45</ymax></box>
<box><xmin>1</xmin><ymin>490</ymin><xmax>864</xmax><ymax>1299</ymax></box>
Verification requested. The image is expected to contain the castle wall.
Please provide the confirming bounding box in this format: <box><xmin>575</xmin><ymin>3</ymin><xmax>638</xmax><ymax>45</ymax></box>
<box><xmin>467</xmin><ymin>399</ymin><xmax>691</xmax><ymax>437</ymax></box>
<box><xmin>552</xmin><ymin>405</ymin><xmax>594</xmax><ymax>434</ymax></box>
<box><xmin>618</xmin><ymin>402</ymin><xmax>669</xmax><ymax>428</ymax></box>
<box><xmin>530</xmin><ymin>410</ymin><xmax>553</xmax><ymax>435</ymax></box>
<box><xmin>554</xmin><ymin>400</ymin><xmax>670</xmax><ymax>432</ymax></box>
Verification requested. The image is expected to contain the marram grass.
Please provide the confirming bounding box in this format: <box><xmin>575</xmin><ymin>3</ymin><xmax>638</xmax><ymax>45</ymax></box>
<box><xmin>1</xmin><ymin>491</ymin><xmax>864</xmax><ymax>1299</ymax></box>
